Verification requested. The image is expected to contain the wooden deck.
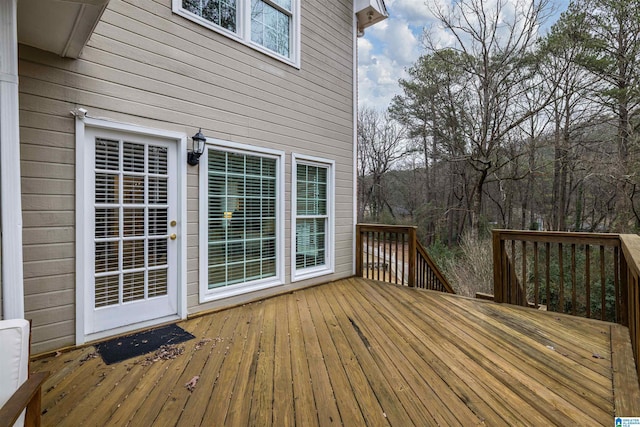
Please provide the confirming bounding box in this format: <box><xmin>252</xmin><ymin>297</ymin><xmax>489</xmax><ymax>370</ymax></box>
<box><xmin>32</xmin><ymin>277</ymin><xmax>640</xmax><ymax>426</ymax></box>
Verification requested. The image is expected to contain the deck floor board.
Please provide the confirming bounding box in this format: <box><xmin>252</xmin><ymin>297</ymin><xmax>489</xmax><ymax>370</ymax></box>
<box><xmin>33</xmin><ymin>277</ymin><xmax>640</xmax><ymax>426</ymax></box>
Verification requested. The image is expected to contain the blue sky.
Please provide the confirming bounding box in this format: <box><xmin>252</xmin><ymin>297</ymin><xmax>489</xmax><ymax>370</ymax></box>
<box><xmin>357</xmin><ymin>0</ymin><xmax>570</xmax><ymax>110</ymax></box>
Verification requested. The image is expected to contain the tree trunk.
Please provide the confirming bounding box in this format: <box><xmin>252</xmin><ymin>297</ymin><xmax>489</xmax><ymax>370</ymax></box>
<box><xmin>470</xmin><ymin>168</ymin><xmax>489</xmax><ymax>238</ymax></box>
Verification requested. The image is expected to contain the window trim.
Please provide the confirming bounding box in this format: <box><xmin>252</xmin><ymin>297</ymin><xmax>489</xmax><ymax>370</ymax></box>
<box><xmin>199</xmin><ymin>138</ymin><xmax>285</xmax><ymax>302</ymax></box>
<box><xmin>172</xmin><ymin>0</ymin><xmax>301</xmax><ymax>68</ymax></box>
<box><xmin>291</xmin><ymin>154</ymin><xmax>335</xmax><ymax>282</ymax></box>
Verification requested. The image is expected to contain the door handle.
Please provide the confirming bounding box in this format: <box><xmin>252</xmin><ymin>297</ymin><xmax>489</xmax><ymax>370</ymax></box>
<box><xmin>170</xmin><ymin>233</ymin><xmax>177</xmax><ymax>240</ymax></box>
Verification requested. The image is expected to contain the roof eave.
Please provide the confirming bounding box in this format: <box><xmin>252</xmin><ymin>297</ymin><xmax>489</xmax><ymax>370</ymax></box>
<box><xmin>355</xmin><ymin>0</ymin><xmax>388</xmax><ymax>35</ymax></box>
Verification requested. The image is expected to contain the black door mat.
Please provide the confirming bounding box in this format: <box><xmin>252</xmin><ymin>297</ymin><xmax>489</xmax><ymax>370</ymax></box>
<box><xmin>95</xmin><ymin>324</ymin><xmax>195</xmax><ymax>365</ymax></box>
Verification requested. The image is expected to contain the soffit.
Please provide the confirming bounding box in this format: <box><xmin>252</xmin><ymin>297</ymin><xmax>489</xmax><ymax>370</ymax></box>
<box><xmin>355</xmin><ymin>0</ymin><xmax>388</xmax><ymax>32</ymax></box>
<box><xmin>17</xmin><ymin>0</ymin><xmax>109</xmax><ymax>58</ymax></box>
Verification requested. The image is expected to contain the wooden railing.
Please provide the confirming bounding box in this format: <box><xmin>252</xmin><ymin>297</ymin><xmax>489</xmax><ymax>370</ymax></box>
<box><xmin>355</xmin><ymin>224</ymin><xmax>454</xmax><ymax>293</ymax></box>
<box><xmin>620</xmin><ymin>235</ymin><xmax>640</xmax><ymax>384</ymax></box>
<box><xmin>493</xmin><ymin>230</ymin><xmax>624</xmax><ymax>320</ymax></box>
<box><xmin>493</xmin><ymin>229</ymin><xmax>640</xmax><ymax>381</ymax></box>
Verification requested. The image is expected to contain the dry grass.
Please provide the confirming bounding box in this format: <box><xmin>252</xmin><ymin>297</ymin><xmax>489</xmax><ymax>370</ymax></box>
<box><xmin>442</xmin><ymin>233</ymin><xmax>494</xmax><ymax>297</ymax></box>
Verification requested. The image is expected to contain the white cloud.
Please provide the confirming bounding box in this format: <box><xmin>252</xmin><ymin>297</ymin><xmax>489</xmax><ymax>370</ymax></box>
<box><xmin>358</xmin><ymin>53</ymin><xmax>409</xmax><ymax>110</ymax></box>
<box><xmin>357</xmin><ymin>1</ymin><xmax>434</xmax><ymax>110</ymax></box>
<box><xmin>357</xmin><ymin>38</ymin><xmax>374</xmax><ymax>66</ymax></box>
<box><xmin>379</xmin><ymin>19</ymin><xmax>419</xmax><ymax>65</ymax></box>
<box><xmin>385</xmin><ymin>0</ymin><xmax>437</xmax><ymax>25</ymax></box>
<box><xmin>356</xmin><ymin>0</ymin><xmax>562</xmax><ymax>110</ymax></box>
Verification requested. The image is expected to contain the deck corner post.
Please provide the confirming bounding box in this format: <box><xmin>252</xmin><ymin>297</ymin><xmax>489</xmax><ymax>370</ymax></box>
<box><xmin>408</xmin><ymin>227</ymin><xmax>417</xmax><ymax>287</ymax></box>
<box><xmin>620</xmin><ymin>239</ymin><xmax>629</xmax><ymax>327</ymax></box>
<box><xmin>492</xmin><ymin>230</ymin><xmax>504</xmax><ymax>303</ymax></box>
<box><xmin>355</xmin><ymin>224</ymin><xmax>363</xmax><ymax>277</ymax></box>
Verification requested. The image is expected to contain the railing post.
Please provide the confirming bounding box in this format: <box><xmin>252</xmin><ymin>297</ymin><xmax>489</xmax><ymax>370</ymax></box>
<box><xmin>408</xmin><ymin>227</ymin><xmax>416</xmax><ymax>287</ymax></box>
<box><xmin>493</xmin><ymin>230</ymin><xmax>504</xmax><ymax>303</ymax></box>
<box><xmin>620</xmin><ymin>242</ymin><xmax>629</xmax><ymax>327</ymax></box>
<box><xmin>355</xmin><ymin>224</ymin><xmax>363</xmax><ymax>277</ymax></box>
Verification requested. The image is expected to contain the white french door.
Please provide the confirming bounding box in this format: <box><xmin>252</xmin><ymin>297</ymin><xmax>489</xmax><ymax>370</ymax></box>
<box><xmin>83</xmin><ymin>127</ymin><xmax>179</xmax><ymax>334</ymax></box>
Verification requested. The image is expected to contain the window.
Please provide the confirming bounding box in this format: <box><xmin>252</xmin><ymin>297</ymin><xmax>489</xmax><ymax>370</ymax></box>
<box><xmin>200</xmin><ymin>141</ymin><xmax>284</xmax><ymax>301</ymax></box>
<box><xmin>174</xmin><ymin>0</ymin><xmax>299</xmax><ymax>66</ymax></box>
<box><xmin>292</xmin><ymin>155</ymin><xmax>334</xmax><ymax>281</ymax></box>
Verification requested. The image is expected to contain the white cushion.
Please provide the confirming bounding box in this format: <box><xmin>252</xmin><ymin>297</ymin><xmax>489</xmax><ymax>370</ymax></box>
<box><xmin>0</xmin><ymin>319</ymin><xmax>30</xmax><ymax>426</ymax></box>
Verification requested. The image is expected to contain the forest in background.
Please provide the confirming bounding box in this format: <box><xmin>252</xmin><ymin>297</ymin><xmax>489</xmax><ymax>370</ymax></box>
<box><xmin>357</xmin><ymin>0</ymin><xmax>640</xmax><ymax>294</ymax></box>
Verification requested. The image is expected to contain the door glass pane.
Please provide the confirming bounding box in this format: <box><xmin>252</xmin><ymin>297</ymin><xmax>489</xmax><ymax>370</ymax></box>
<box><xmin>148</xmin><ymin>269</ymin><xmax>168</xmax><ymax>297</ymax></box>
<box><xmin>149</xmin><ymin>239</ymin><xmax>168</xmax><ymax>266</ymax></box>
<box><xmin>95</xmin><ymin>275</ymin><xmax>120</xmax><ymax>307</ymax></box>
<box><xmin>95</xmin><ymin>138</ymin><xmax>119</xmax><ymax>171</ymax></box>
<box><xmin>207</xmin><ymin>148</ymin><xmax>278</xmax><ymax>289</ymax></box>
<box><xmin>149</xmin><ymin>209</ymin><xmax>168</xmax><ymax>236</ymax></box>
<box><xmin>123</xmin><ymin>208</ymin><xmax>145</xmax><ymax>237</ymax></box>
<box><xmin>148</xmin><ymin>146</ymin><xmax>168</xmax><ymax>174</ymax></box>
<box><xmin>95</xmin><ymin>174</ymin><xmax>119</xmax><ymax>204</ymax></box>
<box><xmin>122</xmin><ymin>239</ymin><xmax>145</xmax><ymax>270</ymax></box>
<box><xmin>96</xmin><ymin>208</ymin><xmax>119</xmax><ymax>239</ymax></box>
<box><xmin>123</xmin><ymin>142</ymin><xmax>145</xmax><ymax>172</ymax></box>
<box><xmin>96</xmin><ymin>241</ymin><xmax>119</xmax><ymax>274</ymax></box>
<box><xmin>149</xmin><ymin>177</ymin><xmax>168</xmax><ymax>204</ymax></box>
<box><xmin>123</xmin><ymin>271</ymin><xmax>145</xmax><ymax>302</ymax></box>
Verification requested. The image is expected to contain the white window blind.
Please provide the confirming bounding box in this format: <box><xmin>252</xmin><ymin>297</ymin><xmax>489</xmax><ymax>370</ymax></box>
<box><xmin>206</xmin><ymin>148</ymin><xmax>278</xmax><ymax>289</ymax></box>
<box><xmin>94</xmin><ymin>138</ymin><xmax>170</xmax><ymax>307</ymax></box>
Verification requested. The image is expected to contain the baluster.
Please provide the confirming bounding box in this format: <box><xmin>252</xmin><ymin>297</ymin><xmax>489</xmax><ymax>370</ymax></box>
<box><xmin>586</xmin><ymin>245</ymin><xmax>591</xmax><ymax>318</ymax></box>
<box><xmin>394</xmin><ymin>233</ymin><xmax>399</xmax><ymax>285</ymax></box>
<box><xmin>600</xmin><ymin>246</ymin><xmax>606</xmax><ymax>321</ymax></box>
<box><xmin>614</xmin><ymin>245</ymin><xmax>620</xmax><ymax>323</ymax></box>
<box><xmin>571</xmin><ymin>244</ymin><xmax>576</xmax><ymax>316</ymax></box>
<box><xmin>511</xmin><ymin>239</ymin><xmax>516</xmax><ymax>304</ymax></box>
<box><xmin>401</xmin><ymin>233</ymin><xmax>406</xmax><ymax>286</ymax></box>
<box><xmin>559</xmin><ymin>243</ymin><xmax>564</xmax><ymax>313</ymax></box>
<box><xmin>522</xmin><ymin>241</ymin><xmax>527</xmax><ymax>306</ymax></box>
<box><xmin>545</xmin><ymin>242</ymin><xmax>551</xmax><ymax>309</ymax></box>
<box><xmin>366</xmin><ymin>231</ymin><xmax>371</xmax><ymax>279</ymax></box>
<box><xmin>533</xmin><ymin>242</ymin><xmax>539</xmax><ymax>308</ymax></box>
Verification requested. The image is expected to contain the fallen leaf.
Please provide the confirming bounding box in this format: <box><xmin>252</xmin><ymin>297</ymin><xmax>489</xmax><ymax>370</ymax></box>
<box><xmin>80</xmin><ymin>352</ymin><xmax>98</xmax><ymax>365</ymax></box>
<box><xmin>546</xmin><ymin>345</ymin><xmax>555</xmax><ymax>351</ymax></box>
<box><xmin>592</xmin><ymin>353</ymin><xmax>605</xmax><ymax>359</ymax></box>
<box><xmin>195</xmin><ymin>338</ymin><xmax>212</xmax><ymax>350</ymax></box>
<box><xmin>185</xmin><ymin>375</ymin><xmax>199</xmax><ymax>392</ymax></box>
<box><xmin>137</xmin><ymin>344</ymin><xmax>185</xmax><ymax>366</ymax></box>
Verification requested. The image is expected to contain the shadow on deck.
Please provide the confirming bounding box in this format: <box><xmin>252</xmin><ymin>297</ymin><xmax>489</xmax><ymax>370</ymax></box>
<box><xmin>32</xmin><ymin>277</ymin><xmax>640</xmax><ymax>426</ymax></box>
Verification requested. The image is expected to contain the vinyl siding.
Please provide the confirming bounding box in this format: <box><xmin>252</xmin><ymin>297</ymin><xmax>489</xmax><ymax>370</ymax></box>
<box><xmin>20</xmin><ymin>0</ymin><xmax>356</xmax><ymax>354</ymax></box>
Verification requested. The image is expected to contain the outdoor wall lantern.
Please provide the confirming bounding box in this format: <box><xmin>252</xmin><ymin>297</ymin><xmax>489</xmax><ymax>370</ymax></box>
<box><xmin>187</xmin><ymin>128</ymin><xmax>206</xmax><ymax>166</ymax></box>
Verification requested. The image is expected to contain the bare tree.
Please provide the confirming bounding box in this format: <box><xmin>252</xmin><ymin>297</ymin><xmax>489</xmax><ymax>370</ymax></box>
<box><xmin>424</xmin><ymin>0</ymin><xmax>555</xmax><ymax>235</ymax></box>
<box><xmin>357</xmin><ymin>107</ymin><xmax>406</xmax><ymax>221</ymax></box>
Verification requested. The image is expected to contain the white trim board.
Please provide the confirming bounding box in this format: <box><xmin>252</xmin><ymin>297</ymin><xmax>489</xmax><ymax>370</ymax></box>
<box><xmin>0</xmin><ymin>0</ymin><xmax>25</xmax><ymax>319</ymax></box>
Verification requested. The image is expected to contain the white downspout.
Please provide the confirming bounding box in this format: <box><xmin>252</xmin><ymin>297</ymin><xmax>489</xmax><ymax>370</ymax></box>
<box><xmin>0</xmin><ymin>0</ymin><xmax>25</xmax><ymax>319</ymax></box>
<box><xmin>352</xmin><ymin>6</ymin><xmax>359</xmax><ymax>275</ymax></box>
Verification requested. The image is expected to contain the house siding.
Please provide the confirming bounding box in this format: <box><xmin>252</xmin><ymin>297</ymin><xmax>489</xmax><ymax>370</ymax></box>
<box><xmin>19</xmin><ymin>0</ymin><xmax>356</xmax><ymax>354</ymax></box>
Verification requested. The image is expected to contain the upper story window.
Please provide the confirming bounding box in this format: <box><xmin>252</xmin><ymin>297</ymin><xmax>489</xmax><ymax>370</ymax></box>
<box><xmin>175</xmin><ymin>0</ymin><xmax>299</xmax><ymax>67</ymax></box>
